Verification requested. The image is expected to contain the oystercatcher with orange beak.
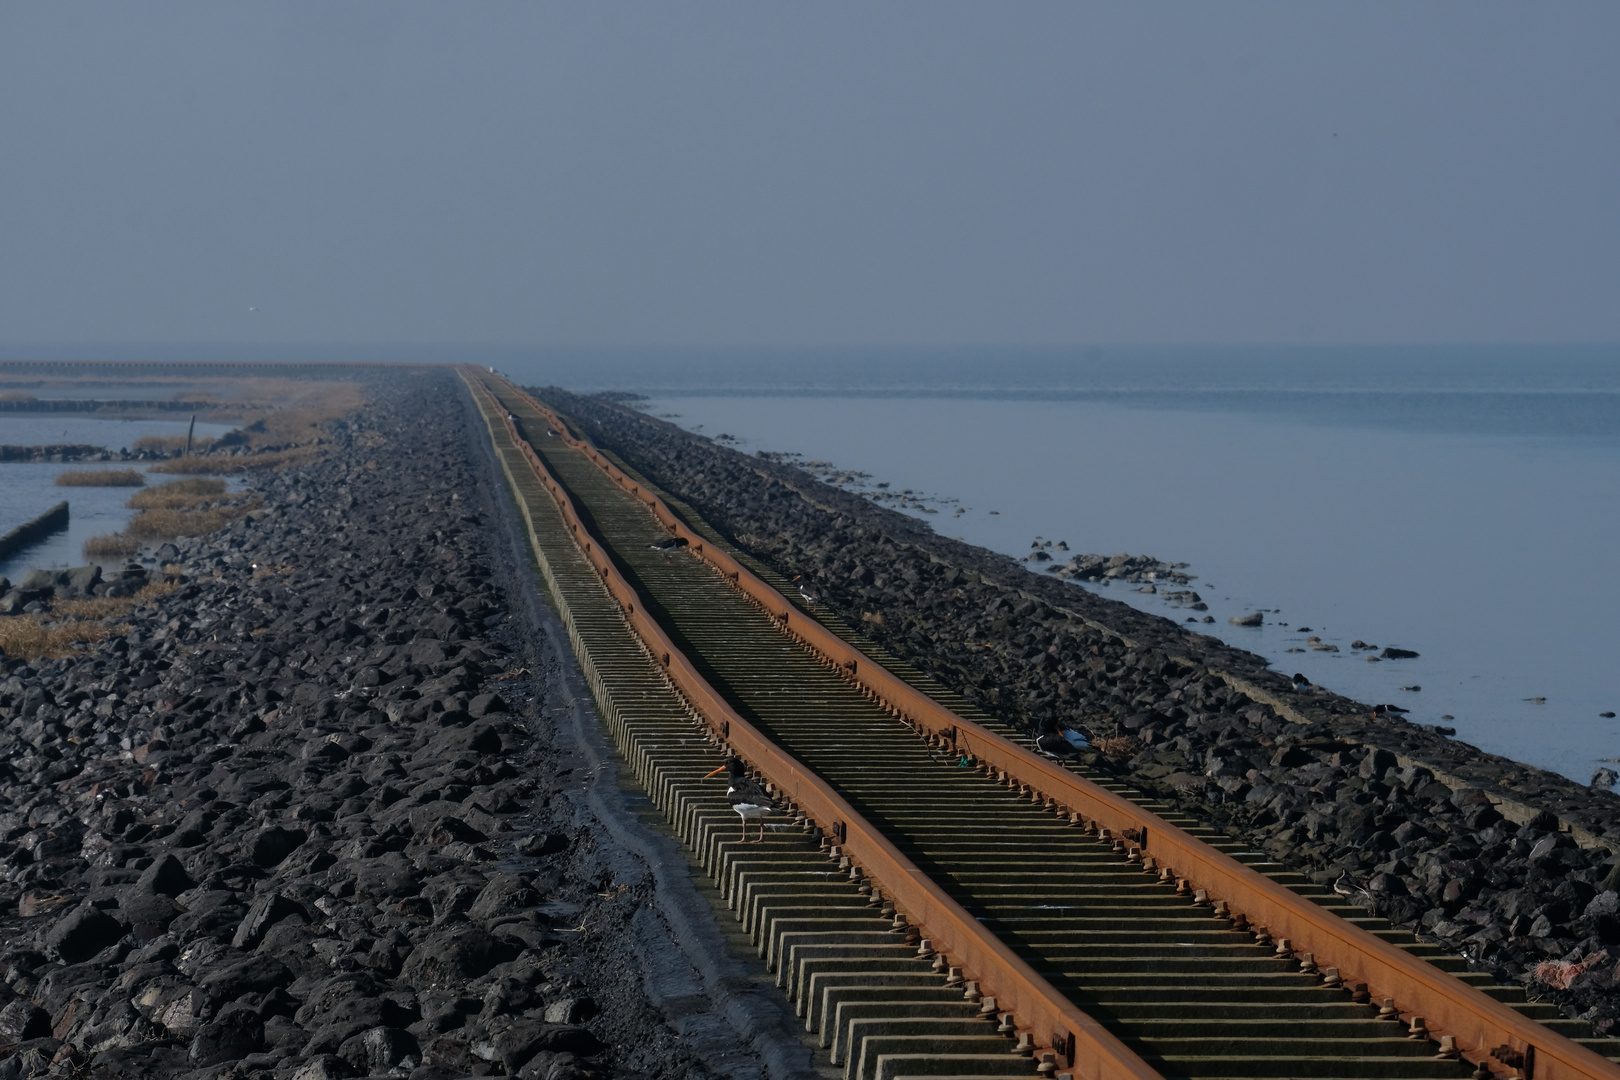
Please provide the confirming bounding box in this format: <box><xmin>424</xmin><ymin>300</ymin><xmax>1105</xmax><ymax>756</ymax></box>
<box><xmin>704</xmin><ymin>756</ymin><xmax>777</xmax><ymax>843</ymax></box>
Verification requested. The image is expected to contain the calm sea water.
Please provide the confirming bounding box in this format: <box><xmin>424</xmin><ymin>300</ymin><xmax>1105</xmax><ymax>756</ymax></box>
<box><xmin>496</xmin><ymin>346</ymin><xmax>1620</xmax><ymax>784</ymax></box>
<box><xmin>0</xmin><ymin>415</ymin><xmax>235</xmax><ymax>578</ymax></box>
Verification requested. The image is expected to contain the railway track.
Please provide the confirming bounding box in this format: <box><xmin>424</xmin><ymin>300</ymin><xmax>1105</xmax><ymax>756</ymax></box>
<box><xmin>463</xmin><ymin>370</ymin><xmax>1620</xmax><ymax>1080</ymax></box>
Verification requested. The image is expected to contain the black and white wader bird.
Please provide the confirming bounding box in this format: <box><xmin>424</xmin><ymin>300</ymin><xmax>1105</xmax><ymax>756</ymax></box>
<box><xmin>704</xmin><ymin>756</ymin><xmax>777</xmax><ymax>843</ymax></box>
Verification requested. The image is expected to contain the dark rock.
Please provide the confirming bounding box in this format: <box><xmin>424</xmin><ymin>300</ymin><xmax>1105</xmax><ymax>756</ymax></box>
<box><xmin>352</xmin><ymin>852</ymin><xmax>422</xmax><ymax>901</ymax></box>
<box><xmin>289</xmin><ymin>1052</ymin><xmax>354</xmax><ymax>1079</ymax></box>
<box><xmin>417</xmin><ymin>723</ymin><xmax>503</xmax><ymax>761</ymax></box>
<box><xmin>418</xmin><ymin>816</ymin><xmax>488</xmax><ymax>848</ymax></box>
<box><xmin>188</xmin><ymin>1015</ymin><xmax>264</xmax><ymax>1066</ymax></box>
<box><xmin>1380</xmin><ymin>647</ymin><xmax>1420</xmax><ymax>659</ymax></box>
<box><xmin>46</xmin><ymin>905</ymin><xmax>125</xmax><ymax>963</ymax></box>
<box><xmin>116</xmin><ymin>890</ymin><xmax>180</xmax><ymax>938</ymax></box>
<box><xmin>0</xmin><ymin>998</ymin><xmax>52</xmax><ymax>1042</ymax></box>
<box><xmin>197</xmin><ymin>953</ymin><xmax>293</xmax><ymax>1000</ymax></box>
<box><xmin>168</xmin><ymin>891</ymin><xmax>247</xmax><ymax>943</ymax></box>
<box><xmin>1358</xmin><ymin>749</ymin><xmax>1396</xmax><ymax>781</ymax></box>
<box><xmin>476</xmin><ymin>1018</ymin><xmax>604</xmax><ymax>1073</ymax></box>
<box><xmin>467</xmin><ymin>874</ymin><xmax>538</xmax><ymax>921</ymax></box>
<box><xmin>231</xmin><ymin>891</ymin><xmax>305</xmax><ymax>950</ymax></box>
<box><xmin>336</xmin><ymin>1025</ymin><xmax>420</xmax><ymax>1075</ymax></box>
<box><xmin>541</xmin><ymin>996</ymin><xmax>598</xmax><ymax>1025</ymax></box>
<box><xmin>0</xmin><ymin>1039</ymin><xmax>62</xmax><ymax>1080</ymax></box>
<box><xmin>1586</xmin><ymin>892</ymin><xmax>1620</xmax><ymax>918</ymax></box>
<box><xmin>247</xmin><ymin>826</ymin><xmax>307</xmax><ymax>867</ymax></box>
<box><xmin>1367</xmin><ymin>873</ymin><xmax>1408</xmax><ymax>897</ymax></box>
<box><xmin>135</xmin><ymin>853</ymin><xmax>193</xmax><ymax>897</ymax></box>
<box><xmin>514</xmin><ymin>832</ymin><xmax>568</xmax><ymax>858</ymax></box>
<box><xmin>399</xmin><ymin>927</ymin><xmax>519</xmax><ymax>988</ymax></box>
<box><xmin>468</xmin><ymin>692</ymin><xmax>509</xmax><ymax>718</ymax></box>
<box><xmin>415</xmin><ymin>990</ymin><xmax>480</xmax><ymax>1034</ymax></box>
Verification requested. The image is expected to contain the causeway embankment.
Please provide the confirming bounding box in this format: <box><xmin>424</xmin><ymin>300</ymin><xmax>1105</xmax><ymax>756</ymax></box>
<box><xmin>0</xmin><ymin>370</ymin><xmax>807</xmax><ymax>1080</ymax></box>
<box><xmin>543</xmin><ymin>386</ymin><xmax>1620</xmax><ymax>1034</ymax></box>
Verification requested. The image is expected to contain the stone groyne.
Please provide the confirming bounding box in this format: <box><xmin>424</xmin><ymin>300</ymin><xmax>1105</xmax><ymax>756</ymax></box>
<box><xmin>0</xmin><ymin>501</ymin><xmax>68</xmax><ymax>562</ymax></box>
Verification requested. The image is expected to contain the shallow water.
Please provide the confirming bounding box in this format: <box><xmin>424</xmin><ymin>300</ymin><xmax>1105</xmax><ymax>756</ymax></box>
<box><xmin>0</xmin><ymin>414</ymin><xmax>236</xmax><ymax>577</ymax></box>
<box><xmin>626</xmin><ymin>383</ymin><xmax>1620</xmax><ymax>786</ymax></box>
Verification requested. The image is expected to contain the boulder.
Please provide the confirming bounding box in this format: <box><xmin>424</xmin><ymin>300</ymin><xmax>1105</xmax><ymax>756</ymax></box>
<box><xmin>290</xmin><ymin>1053</ymin><xmax>354</xmax><ymax>1080</ymax></box>
<box><xmin>1358</xmin><ymin>749</ymin><xmax>1396</xmax><ymax>781</ymax></box>
<box><xmin>542</xmin><ymin>997</ymin><xmax>598</xmax><ymax>1025</ymax></box>
<box><xmin>473</xmin><ymin>1018</ymin><xmax>604</xmax><ymax>1073</ymax></box>
<box><xmin>197</xmin><ymin>953</ymin><xmax>294</xmax><ymax>1000</ymax></box>
<box><xmin>0</xmin><ymin>999</ymin><xmax>52</xmax><ymax>1043</ymax></box>
<box><xmin>46</xmin><ymin>905</ymin><xmax>125</xmax><ymax>963</ymax></box>
<box><xmin>247</xmin><ymin>825</ymin><xmax>307</xmax><ymax>867</ymax></box>
<box><xmin>188</xmin><ymin>1017</ymin><xmax>264</xmax><ymax>1066</ymax></box>
<box><xmin>514</xmin><ymin>832</ymin><xmax>568</xmax><ymax>858</ymax></box>
<box><xmin>468</xmin><ymin>692</ymin><xmax>509</xmax><ymax>718</ymax></box>
<box><xmin>336</xmin><ymin>1025</ymin><xmax>420</xmax><ymax>1076</ymax></box>
<box><xmin>468</xmin><ymin>874</ymin><xmax>538</xmax><ymax>921</ymax></box>
<box><xmin>231</xmin><ymin>891</ymin><xmax>305</xmax><ymax>950</ymax></box>
<box><xmin>399</xmin><ymin>927</ymin><xmax>518</xmax><ymax>988</ymax></box>
<box><xmin>63</xmin><ymin>565</ymin><xmax>102</xmax><ymax>597</ymax></box>
<box><xmin>135</xmin><ymin>853</ymin><xmax>193</xmax><ymax>898</ymax></box>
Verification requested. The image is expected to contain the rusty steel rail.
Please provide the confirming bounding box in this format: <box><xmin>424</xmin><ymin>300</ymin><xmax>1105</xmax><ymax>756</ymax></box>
<box><xmin>463</xmin><ymin>371</ymin><xmax>1159</xmax><ymax>1079</ymax></box>
<box><xmin>480</xmin><ymin>369</ymin><xmax>1620</xmax><ymax>1080</ymax></box>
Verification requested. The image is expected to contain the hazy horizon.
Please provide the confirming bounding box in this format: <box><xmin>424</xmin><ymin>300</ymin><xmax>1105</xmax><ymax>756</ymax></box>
<box><xmin>3</xmin><ymin>3</ymin><xmax>1617</xmax><ymax>351</ymax></box>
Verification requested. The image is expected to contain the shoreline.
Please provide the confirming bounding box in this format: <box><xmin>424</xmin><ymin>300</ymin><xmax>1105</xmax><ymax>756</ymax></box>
<box><xmin>635</xmin><ymin>390</ymin><xmax>1620</xmax><ymax>785</ymax></box>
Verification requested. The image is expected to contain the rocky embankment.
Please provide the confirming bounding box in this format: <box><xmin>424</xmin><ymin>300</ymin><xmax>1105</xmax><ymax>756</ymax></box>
<box><xmin>543</xmin><ymin>387</ymin><xmax>1620</xmax><ymax>1034</ymax></box>
<box><xmin>0</xmin><ymin>374</ymin><xmax>778</xmax><ymax>1080</ymax></box>
<box><xmin>0</xmin><ymin>445</ymin><xmax>176</xmax><ymax>464</ymax></box>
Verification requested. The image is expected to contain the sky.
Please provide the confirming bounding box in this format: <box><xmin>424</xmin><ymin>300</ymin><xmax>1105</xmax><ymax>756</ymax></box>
<box><xmin>0</xmin><ymin>3</ymin><xmax>1616</xmax><ymax>350</ymax></box>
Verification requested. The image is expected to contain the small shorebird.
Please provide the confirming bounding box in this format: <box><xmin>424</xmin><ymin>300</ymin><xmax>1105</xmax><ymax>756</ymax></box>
<box><xmin>704</xmin><ymin>756</ymin><xmax>777</xmax><ymax>843</ymax></box>
<box><xmin>1291</xmin><ymin>673</ymin><xmax>1312</xmax><ymax>692</ymax></box>
<box><xmin>792</xmin><ymin>576</ymin><xmax>820</xmax><ymax>605</ymax></box>
<box><xmin>1034</xmin><ymin>718</ymin><xmax>1089</xmax><ymax>759</ymax></box>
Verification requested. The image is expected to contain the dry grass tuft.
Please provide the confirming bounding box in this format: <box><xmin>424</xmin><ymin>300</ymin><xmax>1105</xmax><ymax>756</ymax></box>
<box><xmin>127</xmin><ymin>478</ymin><xmax>230</xmax><ymax>509</ymax></box>
<box><xmin>47</xmin><ymin>596</ymin><xmax>132</xmax><ymax>620</ymax></box>
<box><xmin>125</xmin><ymin>500</ymin><xmax>259</xmax><ymax>538</ymax></box>
<box><xmin>54</xmin><ymin>468</ymin><xmax>146</xmax><ymax>487</ymax></box>
<box><xmin>149</xmin><ymin>446</ymin><xmax>323</xmax><ymax>474</ymax></box>
<box><xmin>1093</xmin><ymin>735</ymin><xmax>1140</xmax><ymax>758</ymax></box>
<box><xmin>51</xmin><ymin>581</ymin><xmax>180</xmax><ymax>620</ymax></box>
<box><xmin>132</xmin><ymin>434</ymin><xmax>218</xmax><ymax>454</ymax></box>
<box><xmin>83</xmin><ymin>534</ymin><xmax>143</xmax><ymax>557</ymax></box>
<box><xmin>0</xmin><ymin>616</ymin><xmax>127</xmax><ymax>661</ymax></box>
